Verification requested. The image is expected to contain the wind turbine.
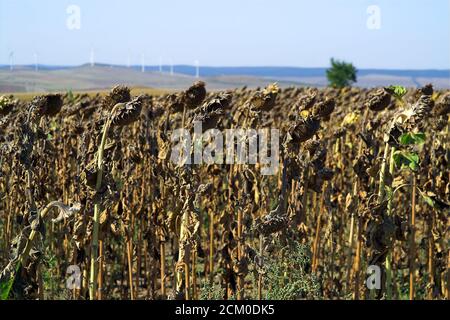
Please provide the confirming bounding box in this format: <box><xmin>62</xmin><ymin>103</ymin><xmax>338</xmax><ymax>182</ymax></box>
<box><xmin>194</xmin><ymin>60</ymin><xmax>200</xmax><ymax>78</ymax></box>
<box><xmin>8</xmin><ymin>51</ymin><xmax>14</xmax><ymax>71</ymax></box>
<box><xmin>141</xmin><ymin>53</ymin><xmax>145</xmax><ymax>72</ymax></box>
<box><xmin>126</xmin><ymin>53</ymin><xmax>131</xmax><ymax>68</ymax></box>
<box><xmin>169</xmin><ymin>59</ymin><xmax>174</xmax><ymax>76</ymax></box>
<box><xmin>159</xmin><ymin>56</ymin><xmax>162</xmax><ymax>73</ymax></box>
<box><xmin>90</xmin><ymin>48</ymin><xmax>95</xmax><ymax>67</ymax></box>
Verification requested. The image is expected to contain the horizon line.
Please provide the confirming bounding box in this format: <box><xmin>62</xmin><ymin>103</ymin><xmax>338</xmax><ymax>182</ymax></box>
<box><xmin>1</xmin><ymin>63</ymin><xmax>450</xmax><ymax>72</ymax></box>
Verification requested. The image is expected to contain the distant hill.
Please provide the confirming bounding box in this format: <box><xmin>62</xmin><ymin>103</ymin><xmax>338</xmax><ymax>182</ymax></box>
<box><xmin>0</xmin><ymin>64</ymin><xmax>449</xmax><ymax>93</ymax></box>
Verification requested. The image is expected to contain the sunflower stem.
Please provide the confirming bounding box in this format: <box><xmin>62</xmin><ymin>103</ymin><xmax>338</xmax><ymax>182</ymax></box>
<box><xmin>385</xmin><ymin>146</ymin><xmax>396</xmax><ymax>300</ymax></box>
<box><xmin>89</xmin><ymin>104</ymin><xmax>120</xmax><ymax>300</ymax></box>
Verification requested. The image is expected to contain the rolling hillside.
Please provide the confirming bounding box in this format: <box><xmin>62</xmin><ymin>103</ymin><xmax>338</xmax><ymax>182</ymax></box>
<box><xmin>0</xmin><ymin>64</ymin><xmax>449</xmax><ymax>93</ymax></box>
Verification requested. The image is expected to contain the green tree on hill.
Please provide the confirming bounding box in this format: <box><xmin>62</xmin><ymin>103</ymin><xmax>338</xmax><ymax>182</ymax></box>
<box><xmin>326</xmin><ymin>58</ymin><xmax>357</xmax><ymax>88</ymax></box>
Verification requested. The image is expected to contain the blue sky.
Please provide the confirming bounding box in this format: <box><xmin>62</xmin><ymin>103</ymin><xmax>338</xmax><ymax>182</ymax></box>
<box><xmin>0</xmin><ymin>0</ymin><xmax>449</xmax><ymax>69</ymax></box>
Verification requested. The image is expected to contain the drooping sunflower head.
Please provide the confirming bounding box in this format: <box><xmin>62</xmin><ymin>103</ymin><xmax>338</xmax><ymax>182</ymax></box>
<box><xmin>111</xmin><ymin>95</ymin><xmax>144</xmax><ymax>127</ymax></box>
<box><xmin>184</xmin><ymin>81</ymin><xmax>207</xmax><ymax>109</ymax></box>
<box><xmin>364</xmin><ymin>88</ymin><xmax>391</xmax><ymax>112</ymax></box>
<box><xmin>103</xmin><ymin>85</ymin><xmax>131</xmax><ymax>110</ymax></box>
<box><xmin>30</xmin><ymin>93</ymin><xmax>63</xmax><ymax>117</ymax></box>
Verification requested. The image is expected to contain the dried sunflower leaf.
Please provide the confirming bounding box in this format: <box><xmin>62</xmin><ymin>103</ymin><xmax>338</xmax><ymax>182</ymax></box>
<box><xmin>51</xmin><ymin>202</ymin><xmax>82</xmax><ymax>223</ymax></box>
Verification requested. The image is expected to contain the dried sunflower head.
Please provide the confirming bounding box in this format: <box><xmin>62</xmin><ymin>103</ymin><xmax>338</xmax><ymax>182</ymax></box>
<box><xmin>80</xmin><ymin>160</ymin><xmax>101</xmax><ymax>190</ymax></box>
<box><xmin>287</xmin><ymin>115</ymin><xmax>321</xmax><ymax>145</ymax></box>
<box><xmin>385</xmin><ymin>86</ymin><xmax>434</xmax><ymax>144</ymax></box>
<box><xmin>31</xmin><ymin>94</ymin><xmax>63</xmax><ymax>117</ymax></box>
<box><xmin>310</xmin><ymin>144</ymin><xmax>327</xmax><ymax>170</ymax></box>
<box><xmin>202</xmin><ymin>92</ymin><xmax>232</xmax><ymax>114</ymax></box>
<box><xmin>111</xmin><ymin>95</ymin><xmax>144</xmax><ymax>126</ymax></box>
<box><xmin>295</xmin><ymin>88</ymin><xmax>318</xmax><ymax>111</ymax></box>
<box><xmin>366</xmin><ymin>216</ymin><xmax>396</xmax><ymax>252</ymax></box>
<box><xmin>364</xmin><ymin>88</ymin><xmax>391</xmax><ymax>112</ymax></box>
<box><xmin>352</xmin><ymin>150</ymin><xmax>374</xmax><ymax>183</ymax></box>
<box><xmin>261</xmin><ymin>83</ymin><xmax>280</xmax><ymax>111</ymax></box>
<box><xmin>192</xmin><ymin>93</ymin><xmax>231</xmax><ymax>131</ymax></box>
<box><xmin>312</xmin><ymin>97</ymin><xmax>335</xmax><ymax>120</ymax></box>
<box><xmin>103</xmin><ymin>85</ymin><xmax>131</xmax><ymax>109</ymax></box>
<box><xmin>184</xmin><ymin>81</ymin><xmax>206</xmax><ymax>109</ymax></box>
<box><xmin>434</xmin><ymin>92</ymin><xmax>450</xmax><ymax>117</ymax></box>
<box><xmin>408</xmin><ymin>87</ymin><xmax>434</xmax><ymax>128</ymax></box>
<box><xmin>419</xmin><ymin>83</ymin><xmax>434</xmax><ymax>96</ymax></box>
<box><xmin>303</xmin><ymin>139</ymin><xmax>321</xmax><ymax>155</ymax></box>
<box><xmin>249</xmin><ymin>83</ymin><xmax>279</xmax><ymax>111</ymax></box>
<box><xmin>0</xmin><ymin>95</ymin><xmax>17</xmax><ymax>116</ymax></box>
<box><xmin>164</xmin><ymin>93</ymin><xmax>182</xmax><ymax>113</ymax></box>
<box><xmin>255</xmin><ymin>209</ymin><xmax>288</xmax><ymax>236</ymax></box>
